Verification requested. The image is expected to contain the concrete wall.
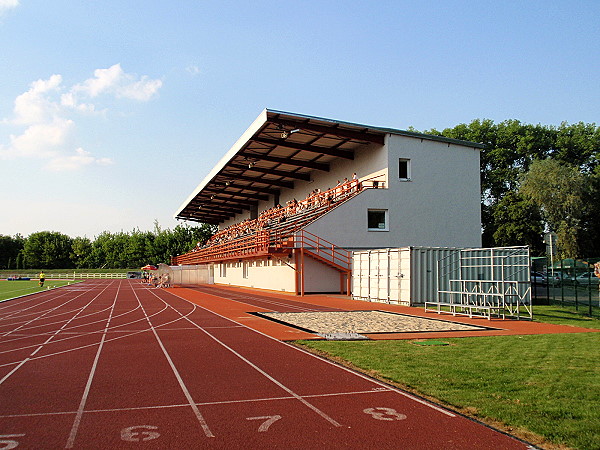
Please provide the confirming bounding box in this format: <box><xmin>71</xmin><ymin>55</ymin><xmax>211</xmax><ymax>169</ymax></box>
<box><xmin>306</xmin><ymin>135</ymin><xmax>482</xmax><ymax>250</ymax></box>
<box><xmin>213</xmin><ymin>257</ymin><xmax>296</xmax><ymax>292</ymax></box>
<box><xmin>301</xmin><ymin>254</ymin><xmax>343</xmax><ymax>293</ymax></box>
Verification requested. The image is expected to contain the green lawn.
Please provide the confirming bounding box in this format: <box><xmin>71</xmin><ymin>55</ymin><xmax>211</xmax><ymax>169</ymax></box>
<box><xmin>298</xmin><ymin>305</ymin><xmax>600</xmax><ymax>450</ymax></box>
<box><xmin>0</xmin><ymin>279</ymin><xmax>77</xmax><ymax>302</ymax></box>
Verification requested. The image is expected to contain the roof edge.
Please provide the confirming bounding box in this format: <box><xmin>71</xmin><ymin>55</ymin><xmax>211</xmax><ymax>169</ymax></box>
<box><xmin>173</xmin><ymin>109</ymin><xmax>269</xmax><ymax>219</ymax></box>
<box><xmin>266</xmin><ymin>109</ymin><xmax>486</xmax><ymax>149</ymax></box>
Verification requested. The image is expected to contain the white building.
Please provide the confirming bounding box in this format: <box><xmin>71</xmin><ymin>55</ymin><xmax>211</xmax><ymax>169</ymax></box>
<box><xmin>173</xmin><ymin>109</ymin><xmax>484</xmax><ymax>294</ymax></box>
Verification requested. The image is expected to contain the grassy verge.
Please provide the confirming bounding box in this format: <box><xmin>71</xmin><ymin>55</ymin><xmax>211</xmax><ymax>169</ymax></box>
<box><xmin>534</xmin><ymin>304</ymin><xmax>600</xmax><ymax>329</ymax></box>
<box><xmin>0</xmin><ymin>280</ymin><xmax>78</xmax><ymax>302</ymax></box>
<box><xmin>297</xmin><ymin>306</ymin><xmax>600</xmax><ymax>449</ymax></box>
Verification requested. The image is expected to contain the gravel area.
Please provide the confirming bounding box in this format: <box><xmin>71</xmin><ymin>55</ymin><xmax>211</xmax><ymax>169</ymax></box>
<box><xmin>260</xmin><ymin>310</ymin><xmax>488</xmax><ymax>334</ymax></box>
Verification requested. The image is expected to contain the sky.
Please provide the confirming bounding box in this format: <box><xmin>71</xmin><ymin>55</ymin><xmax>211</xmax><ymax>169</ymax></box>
<box><xmin>1</xmin><ymin>0</ymin><xmax>598</xmax><ymax>239</ymax></box>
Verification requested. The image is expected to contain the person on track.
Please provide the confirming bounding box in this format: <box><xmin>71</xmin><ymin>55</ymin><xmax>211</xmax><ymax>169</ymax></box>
<box><xmin>39</xmin><ymin>271</ymin><xmax>45</xmax><ymax>287</ymax></box>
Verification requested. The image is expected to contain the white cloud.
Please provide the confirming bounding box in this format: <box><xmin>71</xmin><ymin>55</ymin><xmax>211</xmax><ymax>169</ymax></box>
<box><xmin>45</xmin><ymin>147</ymin><xmax>114</xmax><ymax>171</ymax></box>
<box><xmin>186</xmin><ymin>65</ymin><xmax>201</xmax><ymax>76</ymax></box>
<box><xmin>117</xmin><ymin>76</ymin><xmax>162</xmax><ymax>101</ymax></box>
<box><xmin>0</xmin><ymin>64</ymin><xmax>160</xmax><ymax>171</ymax></box>
<box><xmin>70</xmin><ymin>63</ymin><xmax>162</xmax><ymax>103</ymax></box>
<box><xmin>6</xmin><ymin>118</ymin><xmax>73</xmax><ymax>159</ymax></box>
<box><xmin>0</xmin><ymin>0</ymin><xmax>19</xmax><ymax>15</ymax></box>
<box><xmin>12</xmin><ymin>74</ymin><xmax>62</xmax><ymax>125</ymax></box>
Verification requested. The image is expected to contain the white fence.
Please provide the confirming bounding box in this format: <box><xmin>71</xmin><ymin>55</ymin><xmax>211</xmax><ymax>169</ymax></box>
<box><xmin>3</xmin><ymin>273</ymin><xmax>127</xmax><ymax>279</ymax></box>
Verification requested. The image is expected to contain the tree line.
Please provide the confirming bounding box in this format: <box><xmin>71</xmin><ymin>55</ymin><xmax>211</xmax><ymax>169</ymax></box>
<box><xmin>421</xmin><ymin>120</ymin><xmax>599</xmax><ymax>258</ymax></box>
<box><xmin>0</xmin><ymin>223</ymin><xmax>215</xmax><ymax>270</ymax></box>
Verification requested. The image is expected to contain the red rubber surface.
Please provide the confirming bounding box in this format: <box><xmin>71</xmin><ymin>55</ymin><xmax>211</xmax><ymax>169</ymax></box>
<box><xmin>0</xmin><ymin>280</ymin><xmax>533</xmax><ymax>448</ymax></box>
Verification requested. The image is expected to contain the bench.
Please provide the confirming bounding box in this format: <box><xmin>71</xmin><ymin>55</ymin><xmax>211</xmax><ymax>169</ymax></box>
<box><xmin>424</xmin><ymin>301</ymin><xmax>505</xmax><ymax>320</ymax></box>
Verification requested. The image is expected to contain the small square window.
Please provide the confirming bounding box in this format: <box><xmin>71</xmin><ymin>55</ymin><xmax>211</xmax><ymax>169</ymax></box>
<box><xmin>399</xmin><ymin>158</ymin><xmax>411</xmax><ymax>180</ymax></box>
<box><xmin>368</xmin><ymin>209</ymin><xmax>388</xmax><ymax>231</ymax></box>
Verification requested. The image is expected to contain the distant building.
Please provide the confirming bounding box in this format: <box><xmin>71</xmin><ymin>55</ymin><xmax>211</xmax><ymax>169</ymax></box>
<box><xmin>173</xmin><ymin>109</ymin><xmax>484</xmax><ymax>294</ymax></box>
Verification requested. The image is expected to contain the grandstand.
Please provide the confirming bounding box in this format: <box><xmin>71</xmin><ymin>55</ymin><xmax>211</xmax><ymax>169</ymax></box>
<box><xmin>173</xmin><ymin>109</ymin><xmax>484</xmax><ymax>294</ymax></box>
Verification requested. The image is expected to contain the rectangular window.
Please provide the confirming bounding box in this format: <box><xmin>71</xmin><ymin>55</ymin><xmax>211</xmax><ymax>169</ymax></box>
<box><xmin>399</xmin><ymin>158</ymin><xmax>411</xmax><ymax>180</ymax></box>
<box><xmin>368</xmin><ymin>209</ymin><xmax>388</xmax><ymax>231</ymax></box>
<box><xmin>242</xmin><ymin>261</ymin><xmax>248</xmax><ymax>279</ymax></box>
<box><xmin>220</xmin><ymin>263</ymin><xmax>226</xmax><ymax>277</ymax></box>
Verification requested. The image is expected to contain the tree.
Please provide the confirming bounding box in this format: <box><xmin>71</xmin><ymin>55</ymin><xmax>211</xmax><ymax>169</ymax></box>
<box><xmin>152</xmin><ymin>223</ymin><xmax>216</xmax><ymax>264</ymax></box>
<box><xmin>71</xmin><ymin>237</ymin><xmax>93</xmax><ymax>268</ymax></box>
<box><xmin>425</xmin><ymin>119</ymin><xmax>599</xmax><ymax>250</ymax></box>
<box><xmin>0</xmin><ymin>234</ymin><xmax>24</xmax><ymax>269</ymax></box>
<box><xmin>491</xmin><ymin>192</ymin><xmax>544</xmax><ymax>254</ymax></box>
<box><xmin>520</xmin><ymin>159</ymin><xmax>587</xmax><ymax>258</ymax></box>
<box><xmin>22</xmin><ymin>231</ymin><xmax>74</xmax><ymax>269</ymax></box>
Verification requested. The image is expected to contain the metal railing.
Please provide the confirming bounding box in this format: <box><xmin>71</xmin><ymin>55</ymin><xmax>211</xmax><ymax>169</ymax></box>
<box><xmin>287</xmin><ymin>230</ymin><xmax>351</xmax><ymax>270</ymax></box>
<box><xmin>432</xmin><ymin>246</ymin><xmax>532</xmax><ymax>320</ymax></box>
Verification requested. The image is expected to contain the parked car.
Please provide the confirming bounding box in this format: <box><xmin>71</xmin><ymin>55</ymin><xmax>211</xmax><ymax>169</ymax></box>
<box><xmin>530</xmin><ymin>272</ymin><xmax>546</xmax><ymax>285</ymax></box>
<box><xmin>545</xmin><ymin>272</ymin><xmax>561</xmax><ymax>284</ymax></box>
<box><xmin>548</xmin><ymin>270</ymin><xmax>576</xmax><ymax>284</ymax></box>
<box><xmin>574</xmin><ymin>272</ymin><xmax>600</xmax><ymax>285</ymax></box>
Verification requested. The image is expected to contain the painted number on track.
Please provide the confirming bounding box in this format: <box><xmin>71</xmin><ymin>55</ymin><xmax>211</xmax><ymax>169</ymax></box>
<box><xmin>0</xmin><ymin>434</ymin><xmax>25</xmax><ymax>450</ymax></box>
<box><xmin>363</xmin><ymin>407</ymin><xmax>407</xmax><ymax>421</ymax></box>
<box><xmin>246</xmin><ymin>415</ymin><xmax>282</xmax><ymax>432</ymax></box>
<box><xmin>121</xmin><ymin>426</ymin><xmax>160</xmax><ymax>442</ymax></box>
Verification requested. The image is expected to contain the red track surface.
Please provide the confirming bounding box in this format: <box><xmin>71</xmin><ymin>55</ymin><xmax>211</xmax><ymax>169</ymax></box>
<box><xmin>0</xmin><ymin>280</ymin><xmax>536</xmax><ymax>448</ymax></box>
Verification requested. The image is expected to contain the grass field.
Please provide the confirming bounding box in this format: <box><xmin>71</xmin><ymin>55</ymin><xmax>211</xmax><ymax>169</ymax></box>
<box><xmin>0</xmin><ymin>279</ymin><xmax>77</xmax><ymax>302</ymax></box>
<box><xmin>298</xmin><ymin>305</ymin><xmax>600</xmax><ymax>450</ymax></box>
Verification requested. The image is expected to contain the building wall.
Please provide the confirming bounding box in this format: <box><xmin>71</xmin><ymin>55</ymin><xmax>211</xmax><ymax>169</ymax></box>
<box><xmin>300</xmin><ymin>254</ymin><xmax>344</xmax><ymax>293</ymax></box>
<box><xmin>213</xmin><ymin>257</ymin><xmax>296</xmax><ymax>292</ymax></box>
<box><xmin>212</xmin><ymin>253</ymin><xmax>344</xmax><ymax>293</ymax></box>
<box><xmin>305</xmin><ymin>135</ymin><xmax>482</xmax><ymax>249</ymax></box>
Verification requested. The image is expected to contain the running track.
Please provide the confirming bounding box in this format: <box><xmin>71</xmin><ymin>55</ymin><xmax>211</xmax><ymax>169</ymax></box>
<box><xmin>0</xmin><ymin>280</ymin><xmax>533</xmax><ymax>449</ymax></box>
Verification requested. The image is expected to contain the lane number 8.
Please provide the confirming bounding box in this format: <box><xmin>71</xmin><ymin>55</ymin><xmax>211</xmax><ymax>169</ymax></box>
<box><xmin>363</xmin><ymin>407</ymin><xmax>407</xmax><ymax>421</ymax></box>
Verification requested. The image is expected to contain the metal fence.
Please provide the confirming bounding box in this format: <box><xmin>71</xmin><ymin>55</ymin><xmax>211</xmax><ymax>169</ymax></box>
<box><xmin>531</xmin><ymin>257</ymin><xmax>600</xmax><ymax>318</ymax></box>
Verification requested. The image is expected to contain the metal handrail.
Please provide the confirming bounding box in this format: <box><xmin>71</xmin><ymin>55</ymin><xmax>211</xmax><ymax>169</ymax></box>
<box><xmin>293</xmin><ymin>230</ymin><xmax>351</xmax><ymax>269</ymax></box>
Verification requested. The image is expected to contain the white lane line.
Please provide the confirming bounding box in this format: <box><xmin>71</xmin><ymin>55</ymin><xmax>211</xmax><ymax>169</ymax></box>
<box><xmin>147</xmin><ymin>288</ymin><xmax>342</xmax><ymax>428</ymax></box>
<box><xmin>65</xmin><ymin>280</ymin><xmax>120</xmax><ymax>449</ymax></box>
<box><xmin>0</xmin><ymin>288</ymin><xmax>107</xmax><ymax>339</ymax></box>
<box><xmin>0</xmin><ymin>389</ymin><xmax>385</xmax><ymax>419</ymax></box>
<box><xmin>0</xmin><ymin>302</ymin><xmax>172</xmax><ymax>356</ymax></box>
<box><xmin>164</xmin><ymin>289</ymin><xmax>456</xmax><ymax>418</ymax></box>
<box><xmin>0</xmin><ymin>286</ymin><xmax>73</xmax><ymax>311</ymax></box>
<box><xmin>0</xmin><ymin>307</ymin><xmax>199</xmax><ymax>369</ymax></box>
<box><xmin>0</xmin><ymin>290</ymin><xmax>83</xmax><ymax>323</ymax></box>
<box><xmin>0</xmin><ymin>283</ymin><xmax>114</xmax><ymax>386</ymax></box>
<box><xmin>132</xmin><ymin>286</ymin><xmax>214</xmax><ymax>438</ymax></box>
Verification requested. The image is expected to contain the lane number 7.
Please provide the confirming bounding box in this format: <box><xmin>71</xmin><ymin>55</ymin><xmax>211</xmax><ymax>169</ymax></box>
<box><xmin>246</xmin><ymin>415</ymin><xmax>282</xmax><ymax>432</ymax></box>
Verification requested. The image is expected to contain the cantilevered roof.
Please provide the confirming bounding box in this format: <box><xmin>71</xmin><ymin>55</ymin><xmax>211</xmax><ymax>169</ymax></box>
<box><xmin>174</xmin><ymin>109</ymin><xmax>485</xmax><ymax>224</ymax></box>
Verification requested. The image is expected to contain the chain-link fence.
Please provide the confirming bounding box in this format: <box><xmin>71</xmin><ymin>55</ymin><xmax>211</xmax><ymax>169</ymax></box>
<box><xmin>531</xmin><ymin>257</ymin><xmax>600</xmax><ymax>317</ymax></box>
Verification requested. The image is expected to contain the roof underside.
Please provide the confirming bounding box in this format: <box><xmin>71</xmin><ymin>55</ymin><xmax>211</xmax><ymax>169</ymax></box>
<box><xmin>175</xmin><ymin>109</ymin><xmax>483</xmax><ymax>225</ymax></box>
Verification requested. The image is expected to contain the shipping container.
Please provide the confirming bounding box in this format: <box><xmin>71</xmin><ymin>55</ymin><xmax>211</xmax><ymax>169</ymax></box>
<box><xmin>352</xmin><ymin>246</ymin><xmax>530</xmax><ymax>311</ymax></box>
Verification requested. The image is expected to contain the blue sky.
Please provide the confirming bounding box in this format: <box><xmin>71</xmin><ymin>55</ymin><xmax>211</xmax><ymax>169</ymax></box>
<box><xmin>1</xmin><ymin>0</ymin><xmax>598</xmax><ymax>238</ymax></box>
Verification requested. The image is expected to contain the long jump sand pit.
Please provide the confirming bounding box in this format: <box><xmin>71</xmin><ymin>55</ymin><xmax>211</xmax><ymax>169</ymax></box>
<box><xmin>257</xmin><ymin>310</ymin><xmax>493</xmax><ymax>337</ymax></box>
